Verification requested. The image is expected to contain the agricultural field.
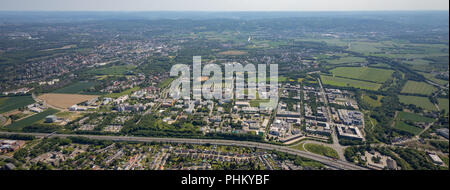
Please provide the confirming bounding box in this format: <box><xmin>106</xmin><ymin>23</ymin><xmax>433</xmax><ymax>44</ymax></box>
<box><xmin>329</xmin><ymin>67</ymin><xmax>394</xmax><ymax>83</ymax></box>
<box><xmin>52</xmin><ymin>81</ymin><xmax>100</xmax><ymax>94</ymax></box>
<box><xmin>38</xmin><ymin>93</ymin><xmax>99</xmax><ymax>109</ymax></box>
<box><xmin>400</xmin><ymin>81</ymin><xmax>437</xmax><ymax>95</ymax></box>
<box><xmin>327</xmin><ymin>56</ymin><xmax>366</xmax><ymax>65</ymax></box>
<box><xmin>89</xmin><ymin>65</ymin><xmax>136</xmax><ymax>75</ymax></box>
<box><xmin>320</xmin><ymin>75</ymin><xmax>381</xmax><ymax>91</ymax></box>
<box><xmin>403</xmin><ymin>59</ymin><xmax>433</xmax><ymax>72</ymax></box>
<box><xmin>393</xmin><ymin>121</ymin><xmax>423</xmax><ymax>135</ymax></box>
<box><xmin>0</xmin><ymin>96</ymin><xmax>35</xmax><ymax>114</ymax></box>
<box><xmin>437</xmin><ymin>98</ymin><xmax>449</xmax><ymax>114</ymax></box>
<box><xmin>5</xmin><ymin>108</ymin><xmax>59</xmax><ymax>130</ymax></box>
<box><xmin>304</xmin><ymin>143</ymin><xmax>339</xmax><ymax>159</ymax></box>
<box><xmin>418</xmin><ymin>72</ymin><xmax>448</xmax><ymax>86</ymax></box>
<box><xmin>398</xmin><ymin>95</ymin><xmax>437</xmax><ymax>111</ymax></box>
<box><xmin>396</xmin><ymin>111</ymin><xmax>434</xmax><ymax>123</ymax></box>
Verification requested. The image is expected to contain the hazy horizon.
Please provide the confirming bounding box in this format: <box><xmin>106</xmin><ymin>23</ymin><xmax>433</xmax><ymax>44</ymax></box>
<box><xmin>1</xmin><ymin>0</ymin><xmax>449</xmax><ymax>11</ymax></box>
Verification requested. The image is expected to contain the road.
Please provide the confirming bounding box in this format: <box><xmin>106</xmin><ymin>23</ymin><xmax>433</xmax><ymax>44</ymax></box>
<box><xmin>317</xmin><ymin>78</ymin><xmax>346</xmax><ymax>160</ymax></box>
<box><xmin>0</xmin><ymin>131</ymin><xmax>368</xmax><ymax>170</ymax></box>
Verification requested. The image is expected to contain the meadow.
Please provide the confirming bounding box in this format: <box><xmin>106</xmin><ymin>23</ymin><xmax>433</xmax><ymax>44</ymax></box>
<box><xmin>6</xmin><ymin>108</ymin><xmax>59</xmax><ymax>130</ymax></box>
<box><xmin>320</xmin><ymin>75</ymin><xmax>381</xmax><ymax>91</ymax></box>
<box><xmin>396</xmin><ymin>111</ymin><xmax>434</xmax><ymax>123</ymax></box>
<box><xmin>394</xmin><ymin>121</ymin><xmax>422</xmax><ymax>135</ymax></box>
<box><xmin>398</xmin><ymin>95</ymin><xmax>437</xmax><ymax>111</ymax></box>
<box><xmin>0</xmin><ymin>96</ymin><xmax>35</xmax><ymax>114</ymax></box>
<box><xmin>418</xmin><ymin>72</ymin><xmax>448</xmax><ymax>86</ymax></box>
<box><xmin>438</xmin><ymin>98</ymin><xmax>449</xmax><ymax>114</ymax></box>
<box><xmin>327</xmin><ymin>57</ymin><xmax>366</xmax><ymax>65</ymax></box>
<box><xmin>52</xmin><ymin>81</ymin><xmax>100</xmax><ymax>94</ymax></box>
<box><xmin>361</xmin><ymin>94</ymin><xmax>383</xmax><ymax>107</ymax></box>
<box><xmin>401</xmin><ymin>81</ymin><xmax>437</xmax><ymax>95</ymax></box>
<box><xmin>89</xmin><ymin>65</ymin><xmax>136</xmax><ymax>75</ymax></box>
<box><xmin>104</xmin><ymin>87</ymin><xmax>140</xmax><ymax>99</ymax></box>
<box><xmin>330</xmin><ymin>67</ymin><xmax>394</xmax><ymax>83</ymax></box>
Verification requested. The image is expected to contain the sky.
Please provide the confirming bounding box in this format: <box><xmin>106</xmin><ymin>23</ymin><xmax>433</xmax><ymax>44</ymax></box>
<box><xmin>0</xmin><ymin>0</ymin><xmax>449</xmax><ymax>11</ymax></box>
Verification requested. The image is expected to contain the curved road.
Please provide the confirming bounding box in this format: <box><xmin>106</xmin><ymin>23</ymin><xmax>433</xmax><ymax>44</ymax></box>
<box><xmin>0</xmin><ymin>131</ymin><xmax>368</xmax><ymax>170</ymax></box>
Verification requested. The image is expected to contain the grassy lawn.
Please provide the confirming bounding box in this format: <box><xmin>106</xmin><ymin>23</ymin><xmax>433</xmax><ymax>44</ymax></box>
<box><xmin>396</xmin><ymin>111</ymin><xmax>434</xmax><ymax>123</ymax></box>
<box><xmin>0</xmin><ymin>96</ymin><xmax>35</xmax><ymax>114</ymax></box>
<box><xmin>52</xmin><ymin>81</ymin><xmax>100</xmax><ymax>94</ymax></box>
<box><xmin>291</xmin><ymin>143</ymin><xmax>306</xmax><ymax>151</ymax></box>
<box><xmin>330</xmin><ymin>67</ymin><xmax>394</xmax><ymax>83</ymax></box>
<box><xmin>401</xmin><ymin>80</ymin><xmax>437</xmax><ymax>95</ymax></box>
<box><xmin>393</xmin><ymin>121</ymin><xmax>422</xmax><ymax>135</ymax></box>
<box><xmin>304</xmin><ymin>143</ymin><xmax>339</xmax><ymax>159</ymax></box>
<box><xmin>437</xmin><ymin>98</ymin><xmax>449</xmax><ymax>114</ymax></box>
<box><xmin>6</xmin><ymin>108</ymin><xmax>59</xmax><ymax>130</ymax></box>
<box><xmin>320</xmin><ymin>75</ymin><xmax>381</xmax><ymax>91</ymax></box>
<box><xmin>398</xmin><ymin>95</ymin><xmax>437</xmax><ymax>111</ymax></box>
<box><xmin>104</xmin><ymin>87</ymin><xmax>140</xmax><ymax>98</ymax></box>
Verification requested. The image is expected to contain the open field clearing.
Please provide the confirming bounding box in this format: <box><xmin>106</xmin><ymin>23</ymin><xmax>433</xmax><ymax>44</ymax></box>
<box><xmin>401</xmin><ymin>81</ymin><xmax>437</xmax><ymax>95</ymax></box>
<box><xmin>38</xmin><ymin>93</ymin><xmax>99</xmax><ymax>109</ymax></box>
<box><xmin>398</xmin><ymin>95</ymin><xmax>437</xmax><ymax>111</ymax></box>
<box><xmin>320</xmin><ymin>75</ymin><xmax>381</xmax><ymax>90</ymax></box>
<box><xmin>218</xmin><ymin>50</ymin><xmax>247</xmax><ymax>55</ymax></box>
<box><xmin>88</xmin><ymin>65</ymin><xmax>136</xmax><ymax>75</ymax></box>
<box><xmin>396</xmin><ymin>111</ymin><xmax>434</xmax><ymax>123</ymax></box>
<box><xmin>394</xmin><ymin>121</ymin><xmax>422</xmax><ymax>135</ymax></box>
<box><xmin>327</xmin><ymin>57</ymin><xmax>366</xmax><ymax>64</ymax></box>
<box><xmin>304</xmin><ymin>143</ymin><xmax>339</xmax><ymax>159</ymax></box>
<box><xmin>361</xmin><ymin>94</ymin><xmax>383</xmax><ymax>107</ymax></box>
<box><xmin>0</xmin><ymin>96</ymin><xmax>35</xmax><ymax>114</ymax></box>
<box><xmin>104</xmin><ymin>87</ymin><xmax>140</xmax><ymax>99</ymax></box>
<box><xmin>52</xmin><ymin>81</ymin><xmax>100</xmax><ymax>94</ymax></box>
<box><xmin>438</xmin><ymin>98</ymin><xmax>449</xmax><ymax>114</ymax></box>
<box><xmin>5</xmin><ymin>108</ymin><xmax>59</xmax><ymax>130</ymax></box>
<box><xmin>330</xmin><ymin>67</ymin><xmax>394</xmax><ymax>83</ymax></box>
<box><xmin>418</xmin><ymin>72</ymin><xmax>448</xmax><ymax>86</ymax></box>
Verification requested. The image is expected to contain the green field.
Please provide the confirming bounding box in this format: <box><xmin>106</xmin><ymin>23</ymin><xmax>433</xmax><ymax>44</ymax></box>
<box><xmin>0</xmin><ymin>96</ymin><xmax>35</xmax><ymax>114</ymax></box>
<box><xmin>304</xmin><ymin>143</ymin><xmax>340</xmax><ymax>159</ymax></box>
<box><xmin>438</xmin><ymin>98</ymin><xmax>449</xmax><ymax>114</ymax></box>
<box><xmin>52</xmin><ymin>81</ymin><xmax>100</xmax><ymax>94</ymax></box>
<box><xmin>396</xmin><ymin>111</ymin><xmax>434</xmax><ymax>123</ymax></box>
<box><xmin>327</xmin><ymin>57</ymin><xmax>366</xmax><ymax>65</ymax></box>
<box><xmin>320</xmin><ymin>75</ymin><xmax>381</xmax><ymax>90</ymax></box>
<box><xmin>393</xmin><ymin>121</ymin><xmax>422</xmax><ymax>135</ymax></box>
<box><xmin>401</xmin><ymin>81</ymin><xmax>437</xmax><ymax>95</ymax></box>
<box><xmin>398</xmin><ymin>95</ymin><xmax>437</xmax><ymax>111</ymax></box>
<box><xmin>330</xmin><ymin>67</ymin><xmax>394</xmax><ymax>83</ymax></box>
<box><xmin>89</xmin><ymin>65</ymin><xmax>136</xmax><ymax>75</ymax></box>
<box><xmin>104</xmin><ymin>87</ymin><xmax>140</xmax><ymax>98</ymax></box>
<box><xmin>361</xmin><ymin>94</ymin><xmax>383</xmax><ymax>107</ymax></box>
<box><xmin>291</xmin><ymin>143</ymin><xmax>306</xmax><ymax>151</ymax></box>
<box><xmin>418</xmin><ymin>72</ymin><xmax>448</xmax><ymax>86</ymax></box>
<box><xmin>6</xmin><ymin>108</ymin><xmax>59</xmax><ymax>130</ymax></box>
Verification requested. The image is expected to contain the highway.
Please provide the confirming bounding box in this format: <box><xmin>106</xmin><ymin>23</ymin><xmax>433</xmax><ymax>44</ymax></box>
<box><xmin>0</xmin><ymin>131</ymin><xmax>368</xmax><ymax>170</ymax></box>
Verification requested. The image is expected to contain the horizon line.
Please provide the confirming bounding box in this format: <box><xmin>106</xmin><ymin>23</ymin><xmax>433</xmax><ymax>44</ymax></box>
<box><xmin>0</xmin><ymin>9</ymin><xmax>448</xmax><ymax>12</ymax></box>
